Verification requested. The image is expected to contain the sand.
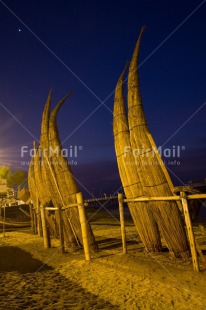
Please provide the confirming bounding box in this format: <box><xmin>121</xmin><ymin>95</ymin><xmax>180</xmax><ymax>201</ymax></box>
<box><xmin>0</xmin><ymin>209</ymin><xmax>206</xmax><ymax>310</ymax></box>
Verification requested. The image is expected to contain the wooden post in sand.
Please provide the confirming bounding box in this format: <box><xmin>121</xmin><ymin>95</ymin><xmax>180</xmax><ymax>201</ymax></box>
<box><xmin>29</xmin><ymin>203</ymin><xmax>35</xmax><ymax>233</ymax></box>
<box><xmin>3</xmin><ymin>206</ymin><xmax>6</xmax><ymax>237</ymax></box>
<box><xmin>57</xmin><ymin>204</ymin><xmax>65</xmax><ymax>254</ymax></box>
<box><xmin>40</xmin><ymin>204</ymin><xmax>50</xmax><ymax>249</ymax></box>
<box><xmin>76</xmin><ymin>192</ymin><xmax>91</xmax><ymax>261</ymax></box>
<box><xmin>118</xmin><ymin>193</ymin><xmax>127</xmax><ymax>254</ymax></box>
<box><xmin>33</xmin><ymin>208</ymin><xmax>37</xmax><ymax>234</ymax></box>
<box><xmin>37</xmin><ymin>198</ymin><xmax>42</xmax><ymax>237</ymax></box>
<box><xmin>180</xmin><ymin>192</ymin><xmax>199</xmax><ymax>272</ymax></box>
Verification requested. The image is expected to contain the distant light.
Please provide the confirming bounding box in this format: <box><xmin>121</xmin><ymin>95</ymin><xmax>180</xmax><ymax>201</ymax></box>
<box><xmin>18</xmin><ymin>28</ymin><xmax>22</xmax><ymax>32</ymax></box>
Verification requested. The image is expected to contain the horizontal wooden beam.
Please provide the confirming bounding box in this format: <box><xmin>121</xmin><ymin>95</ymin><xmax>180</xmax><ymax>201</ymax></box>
<box><xmin>45</xmin><ymin>207</ymin><xmax>58</xmax><ymax>211</ymax></box>
<box><xmin>124</xmin><ymin>193</ymin><xmax>206</xmax><ymax>203</ymax></box>
<box><xmin>44</xmin><ymin>193</ymin><xmax>206</xmax><ymax>210</ymax></box>
<box><xmin>124</xmin><ymin>196</ymin><xmax>180</xmax><ymax>202</ymax></box>
<box><xmin>85</xmin><ymin>196</ymin><xmax>118</xmax><ymax>203</ymax></box>
<box><xmin>62</xmin><ymin>203</ymin><xmax>79</xmax><ymax>209</ymax></box>
<box><xmin>188</xmin><ymin>194</ymin><xmax>206</xmax><ymax>200</ymax></box>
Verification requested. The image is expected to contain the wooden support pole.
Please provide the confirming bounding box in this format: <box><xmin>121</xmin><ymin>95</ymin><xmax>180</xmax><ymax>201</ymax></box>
<box><xmin>33</xmin><ymin>209</ymin><xmax>37</xmax><ymax>234</ymax></box>
<box><xmin>37</xmin><ymin>199</ymin><xmax>42</xmax><ymax>237</ymax></box>
<box><xmin>118</xmin><ymin>193</ymin><xmax>127</xmax><ymax>254</ymax></box>
<box><xmin>29</xmin><ymin>203</ymin><xmax>34</xmax><ymax>233</ymax></box>
<box><xmin>40</xmin><ymin>204</ymin><xmax>50</xmax><ymax>249</ymax></box>
<box><xmin>181</xmin><ymin>192</ymin><xmax>199</xmax><ymax>272</ymax></box>
<box><xmin>39</xmin><ymin>215</ymin><xmax>43</xmax><ymax>237</ymax></box>
<box><xmin>57</xmin><ymin>205</ymin><xmax>65</xmax><ymax>254</ymax></box>
<box><xmin>3</xmin><ymin>206</ymin><xmax>6</xmax><ymax>237</ymax></box>
<box><xmin>46</xmin><ymin>225</ymin><xmax>51</xmax><ymax>249</ymax></box>
<box><xmin>76</xmin><ymin>192</ymin><xmax>91</xmax><ymax>261</ymax></box>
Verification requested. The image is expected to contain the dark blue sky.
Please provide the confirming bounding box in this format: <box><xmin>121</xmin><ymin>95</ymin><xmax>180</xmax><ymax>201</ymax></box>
<box><xmin>0</xmin><ymin>0</ymin><xmax>206</xmax><ymax>196</ymax></box>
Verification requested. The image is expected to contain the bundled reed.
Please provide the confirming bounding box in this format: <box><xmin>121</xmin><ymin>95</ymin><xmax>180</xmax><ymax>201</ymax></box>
<box><xmin>28</xmin><ymin>91</ymin><xmax>97</xmax><ymax>251</ymax></box>
<box><xmin>113</xmin><ymin>64</ymin><xmax>162</xmax><ymax>252</ymax></box>
<box><xmin>114</xmin><ymin>27</ymin><xmax>189</xmax><ymax>258</ymax></box>
<box><xmin>48</xmin><ymin>93</ymin><xmax>96</xmax><ymax>249</ymax></box>
<box><xmin>40</xmin><ymin>90</ymin><xmax>60</xmax><ymax>206</ymax></box>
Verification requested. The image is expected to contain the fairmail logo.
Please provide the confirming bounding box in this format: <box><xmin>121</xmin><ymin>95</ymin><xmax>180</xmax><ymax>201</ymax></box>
<box><xmin>124</xmin><ymin>145</ymin><xmax>185</xmax><ymax>158</ymax></box>
<box><xmin>21</xmin><ymin>145</ymin><xmax>83</xmax><ymax>158</ymax></box>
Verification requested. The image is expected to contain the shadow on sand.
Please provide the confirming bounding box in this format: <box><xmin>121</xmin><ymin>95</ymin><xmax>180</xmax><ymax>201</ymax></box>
<box><xmin>0</xmin><ymin>246</ymin><xmax>52</xmax><ymax>273</ymax></box>
<box><xmin>0</xmin><ymin>246</ymin><xmax>119</xmax><ymax>309</ymax></box>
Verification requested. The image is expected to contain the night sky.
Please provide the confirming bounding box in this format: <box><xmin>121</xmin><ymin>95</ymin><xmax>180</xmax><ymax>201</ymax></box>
<box><xmin>0</xmin><ymin>0</ymin><xmax>206</xmax><ymax>197</ymax></box>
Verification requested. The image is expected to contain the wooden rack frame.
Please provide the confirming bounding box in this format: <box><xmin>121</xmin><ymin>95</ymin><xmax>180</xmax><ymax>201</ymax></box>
<box><xmin>118</xmin><ymin>192</ymin><xmax>206</xmax><ymax>272</ymax></box>
<box><xmin>38</xmin><ymin>192</ymin><xmax>91</xmax><ymax>261</ymax></box>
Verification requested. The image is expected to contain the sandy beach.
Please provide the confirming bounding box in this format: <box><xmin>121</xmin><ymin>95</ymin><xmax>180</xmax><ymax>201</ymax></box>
<box><xmin>0</xmin><ymin>209</ymin><xmax>206</xmax><ymax>310</ymax></box>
